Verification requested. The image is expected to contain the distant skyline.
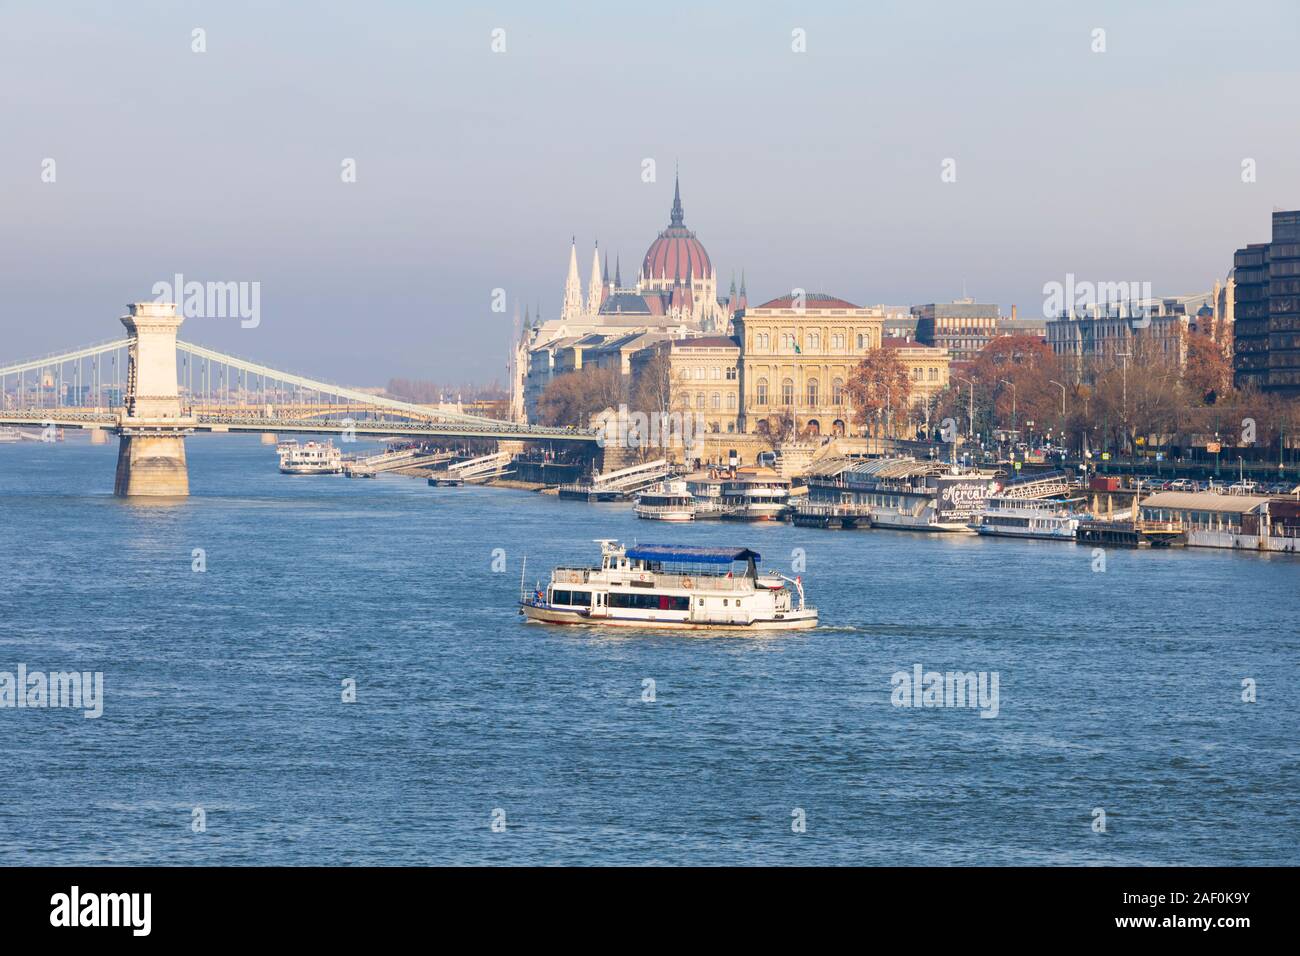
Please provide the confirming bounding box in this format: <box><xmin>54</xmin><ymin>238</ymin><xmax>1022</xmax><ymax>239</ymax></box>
<box><xmin>2</xmin><ymin>0</ymin><xmax>1298</xmax><ymax>384</ymax></box>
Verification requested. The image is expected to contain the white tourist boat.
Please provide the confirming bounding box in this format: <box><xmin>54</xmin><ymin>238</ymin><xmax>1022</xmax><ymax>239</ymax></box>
<box><xmin>519</xmin><ymin>540</ymin><xmax>817</xmax><ymax>630</ymax></box>
<box><xmin>0</xmin><ymin>426</ymin><xmax>21</xmax><ymax>444</ymax></box>
<box><xmin>973</xmin><ymin>496</ymin><xmax>1085</xmax><ymax>540</ymax></box>
<box><xmin>278</xmin><ymin>440</ymin><xmax>343</xmax><ymax>475</ymax></box>
<box><xmin>634</xmin><ymin>479</ymin><xmax>696</xmax><ymax>521</ymax></box>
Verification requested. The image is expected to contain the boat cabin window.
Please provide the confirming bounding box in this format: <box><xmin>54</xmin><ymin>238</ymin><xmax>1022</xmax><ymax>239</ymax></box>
<box><xmin>608</xmin><ymin>592</ymin><xmax>689</xmax><ymax>612</ymax></box>
<box><xmin>550</xmin><ymin>589</ymin><xmax>591</xmax><ymax>607</ymax></box>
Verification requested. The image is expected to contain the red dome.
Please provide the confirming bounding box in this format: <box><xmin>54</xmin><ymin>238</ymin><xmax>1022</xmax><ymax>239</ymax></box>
<box><xmin>642</xmin><ymin>229</ymin><xmax>712</xmax><ymax>282</ymax></box>
<box><xmin>641</xmin><ymin>173</ymin><xmax>712</xmax><ymax>282</ymax></box>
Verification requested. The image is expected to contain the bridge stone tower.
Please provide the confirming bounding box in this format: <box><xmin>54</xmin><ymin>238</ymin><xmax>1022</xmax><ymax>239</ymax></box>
<box><xmin>114</xmin><ymin>302</ymin><xmax>196</xmax><ymax>497</ymax></box>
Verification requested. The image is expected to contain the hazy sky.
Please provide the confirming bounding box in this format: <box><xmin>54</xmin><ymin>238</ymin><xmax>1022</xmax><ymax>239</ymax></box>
<box><xmin>2</xmin><ymin>0</ymin><xmax>1298</xmax><ymax>385</ymax></box>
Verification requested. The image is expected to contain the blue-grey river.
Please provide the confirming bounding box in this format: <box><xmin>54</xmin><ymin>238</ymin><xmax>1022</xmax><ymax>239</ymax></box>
<box><xmin>0</xmin><ymin>435</ymin><xmax>1296</xmax><ymax>865</ymax></box>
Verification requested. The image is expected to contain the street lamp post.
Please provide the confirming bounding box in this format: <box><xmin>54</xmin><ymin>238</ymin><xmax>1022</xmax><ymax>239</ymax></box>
<box><xmin>1048</xmin><ymin>379</ymin><xmax>1067</xmax><ymax>455</ymax></box>
<box><xmin>999</xmin><ymin>378</ymin><xmax>1017</xmax><ymax>444</ymax></box>
<box><xmin>956</xmin><ymin>376</ymin><xmax>975</xmax><ymax>441</ymax></box>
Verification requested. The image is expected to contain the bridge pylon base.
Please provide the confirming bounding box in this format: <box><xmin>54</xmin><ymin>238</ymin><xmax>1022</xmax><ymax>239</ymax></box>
<box><xmin>114</xmin><ymin>432</ymin><xmax>190</xmax><ymax>497</ymax></box>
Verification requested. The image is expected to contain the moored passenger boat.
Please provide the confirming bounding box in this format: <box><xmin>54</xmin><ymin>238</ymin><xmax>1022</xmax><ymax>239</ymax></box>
<box><xmin>974</xmin><ymin>496</ymin><xmax>1085</xmax><ymax>540</ymax></box>
<box><xmin>519</xmin><ymin>540</ymin><xmax>817</xmax><ymax>630</ymax></box>
<box><xmin>800</xmin><ymin>457</ymin><xmax>995</xmax><ymax>532</ymax></box>
<box><xmin>719</xmin><ymin>466</ymin><xmax>791</xmax><ymax>521</ymax></box>
<box><xmin>278</xmin><ymin>440</ymin><xmax>343</xmax><ymax>475</ymax></box>
<box><xmin>634</xmin><ymin>479</ymin><xmax>696</xmax><ymax>521</ymax></box>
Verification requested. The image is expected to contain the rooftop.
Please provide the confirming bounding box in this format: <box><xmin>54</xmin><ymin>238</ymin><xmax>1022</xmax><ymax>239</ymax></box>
<box><xmin>625</xmin><ymin>544</ymin><xmax>761</xmax><ymax>565</ymax></box>
<box><xmin>1141</xmin><ymin>491</ymin><xmax>1274</xmax><ymax>513</ymax></box>
<box><xmin>752</xmin><ymin>293</ymin><xmax>861</xmax><ymax>310</ymax></box>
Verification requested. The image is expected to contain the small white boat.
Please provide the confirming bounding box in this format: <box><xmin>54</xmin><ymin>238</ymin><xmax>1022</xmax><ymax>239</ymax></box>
<box><xmin>634</xmin><ymin>479</ymin><xmax>696</xmax><ymax>521</ymax></box>
<box><xmin>0</xmin><ymin>427</ymin><xmax>20</xmax><ymax>444</ymax></box>
<box><xmin>520</xmin><ymin>540</ymin><xmax>817</xmax><ymax>631</ymax></box>
<box><xmin>974</xmin><ymin>496</ymin><xmax>1084</xmax><ymax>540</ymax></box>
<box><xmin>278</xmin><ymin>440</ymin><xmax>343</xmax><ymax>475</ymax></box>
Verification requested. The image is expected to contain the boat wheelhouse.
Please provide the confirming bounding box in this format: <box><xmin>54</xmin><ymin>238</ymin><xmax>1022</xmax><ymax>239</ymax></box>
<box><xmin>634</xmin><ymin>480</ymin><xmax>696</xmax><ymax>521</ymax></box>
<box><xmin>520</xmin><ymin>541</ymin><xmax>817</xmax><ymax>630</ymax></box>
<box><xmin>974</xmin><ymin>495</ymin><xmax>1085</xmax><ymax>540</ymax></box>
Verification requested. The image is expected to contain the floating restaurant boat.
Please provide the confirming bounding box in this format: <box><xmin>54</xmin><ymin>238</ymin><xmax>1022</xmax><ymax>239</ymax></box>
<box><xmin>633</xmin><ymin>479</ymin><xmax>696</xmax><ymax>521</ymax></box>
<box><xmin>973</xmin><ymin>495</ymin><xmax>1086</xmax><ymax>540</ymax></box>
<box><xmin>278</xmin><ymin>440</ymin><xmax>343</xmax><ymax>475</ymax></box>
<box><xmin>1137</xmin><ymin>490</ymin><xmax>1300</xmax><ymax>552</ymax></box>
<box><xmin>798</xmin><ymin>457</ymin><xmax>996</xmax><ymax>532</ymax></box>
<box><xmin>519</xmin><ymin>540</ymin><xmax>817</xmax><ymax>630</ymax></box>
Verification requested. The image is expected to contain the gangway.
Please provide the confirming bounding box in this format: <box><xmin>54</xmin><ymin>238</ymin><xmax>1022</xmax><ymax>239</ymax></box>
<box><xmin>997</xmin><ymin>469</ymin><xmax>1071</xmax><ymax>499</ymax></box>
<box><xmin>558</xmin><ymin>458</ymin><xmax>673</xmax><ymax>501</ymax></box>
<box><xmin>435</xmin><ymin>450</ymin><xmax>513</xmax><ymax>484</ymax></box>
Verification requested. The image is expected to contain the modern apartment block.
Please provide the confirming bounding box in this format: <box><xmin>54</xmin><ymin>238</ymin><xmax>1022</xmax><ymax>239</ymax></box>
<box><xmin>1232</xmin><ymin>210</ymin><xmax>1300</xmax><ymax>395</ymax></box>
<box><xmin>911</xmin><ymin>299</ymin><xmax>1001</xmax><ymax>361</ymax></box>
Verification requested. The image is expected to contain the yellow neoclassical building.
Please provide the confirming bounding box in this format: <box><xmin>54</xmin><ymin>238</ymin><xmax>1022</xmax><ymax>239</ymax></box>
<box><xmin>881</xmin><ymin>338</ymin><xmax>951</xmax><ymax>416</ymax></box>
<box><xmin>629</xmin><ymin>335</ymin><xmax>742</xmax><ymax>434</ymax></box>
<box><xmin>734</xmin><ymin>293</ymin><xmax>885</xmax><ymax>437</ymax></box>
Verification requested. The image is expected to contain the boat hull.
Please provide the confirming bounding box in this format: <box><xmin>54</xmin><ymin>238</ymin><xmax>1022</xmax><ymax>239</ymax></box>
<box><xmin>634</xmin><ymin>509</ymin><xmax>695</xmax><ymax>521</ymax></box>
<box><xmin>520</xmin><ymin>603</ymin><xmax>817</xmax><ymax>631</ymax></box>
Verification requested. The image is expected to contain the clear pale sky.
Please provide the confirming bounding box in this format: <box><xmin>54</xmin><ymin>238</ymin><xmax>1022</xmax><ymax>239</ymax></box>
<box><xmin>2</xmin><ymin>0</ymin><xmax>1297</xmax><ymax>385</ymax></box>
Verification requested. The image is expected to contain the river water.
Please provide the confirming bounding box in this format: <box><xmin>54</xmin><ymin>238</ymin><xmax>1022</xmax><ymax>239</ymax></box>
<box><xmin>0</xmin><ymin>435</ymin><xmax>1296</xmax><ymax>865</ymax></box>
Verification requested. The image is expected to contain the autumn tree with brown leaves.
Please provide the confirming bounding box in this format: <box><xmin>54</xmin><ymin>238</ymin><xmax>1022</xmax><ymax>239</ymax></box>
<box><xmin>846</xmin><ymin>348</ymin><xmax>911</xmax><ymax>437</ymax></box>
<box><xmin>536</xmin><ymin>366</ymin><xmax>626</xmax><ymax>427</ymax></box>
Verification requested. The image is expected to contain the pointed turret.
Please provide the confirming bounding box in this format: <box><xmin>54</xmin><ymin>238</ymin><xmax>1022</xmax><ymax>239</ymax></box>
<box><xmin>586</xmin><ymin>241</ymin><xmax>603</xmax><ymax>316</ymax></box>
<box><xmin>561</xmin><ymin>238</ymin><xmax>583</xmax><ymax>322</ymax></box>
<box><xmin>615</xmin><ymin>255</ymin><xmax>622</xmax><ymax>288</ymax></box>
<box><xmin>738</xmin><ymin>269</ymin><xmax>748</xmax><ymax>311</ymax></box>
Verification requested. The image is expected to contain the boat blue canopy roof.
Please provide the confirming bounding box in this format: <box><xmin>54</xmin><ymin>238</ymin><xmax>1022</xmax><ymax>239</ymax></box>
<box><xmin>626</xmin><ymin>545</ymin><xmax>760</xmax><ymax>565</ymax></box>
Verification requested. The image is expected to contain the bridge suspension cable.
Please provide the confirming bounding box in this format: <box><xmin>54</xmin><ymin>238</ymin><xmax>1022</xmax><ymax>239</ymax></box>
<box><xmin>174</xmin><ymin>341</ymin><xmax>509</xmax><ymax>425</ymax></box>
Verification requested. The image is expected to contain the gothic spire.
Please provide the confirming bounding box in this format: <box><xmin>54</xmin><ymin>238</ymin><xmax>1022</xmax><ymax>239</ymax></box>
<box><xmin>562</xmin><ymin>239</ymin><xmax>583</xmax><ymax>321</ymax></box>
<box><xmin>670</xmin><ymin>166</ymin><xmax>684</xmax><ymax>227</ymax></box>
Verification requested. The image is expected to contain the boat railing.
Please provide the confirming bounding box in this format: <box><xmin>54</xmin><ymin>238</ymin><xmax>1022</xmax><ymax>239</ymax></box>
<box><xmin>653</xmin><ymin>572</ymin><xmax>750</xmax><ymax>591</ymax></box>
<box><xmin>1134</xmin><ymin>519</ymin><xmax>1183</xmax><ymax>533</ymax></box>
<box><xmin>795</xmin><ymin>500</ymin><xmax>872</xmax><ymax>517</ymax></box>
<box><xmin>552</xmin><ymin>567</ymin><xmax>591</xmax><ymax>584</ymax></box>
<box><xmin>635</xmin><ymin>502</ymin><xmax>693</xmax><ymax>514</ymax></box>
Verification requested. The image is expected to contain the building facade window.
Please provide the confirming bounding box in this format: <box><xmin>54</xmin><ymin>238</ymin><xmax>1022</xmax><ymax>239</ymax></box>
<box><xmin>807</xmin><ymin>378</ymin><xmax>818</xmax><ymax>406</ymax></box>
<box><xmin>756</xmin><ymin>378</ymin><xmax>768</xmax><ymax>405</ymax></box>
<box><xmin>832</xmin><ymin>378</ymin><xmax>844</xmax><ymax>405</ymax></box>
<box><xmin>782</xmin><ymin>378</ymin><xmax>794</xmax><ymax>405</ymax></box>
